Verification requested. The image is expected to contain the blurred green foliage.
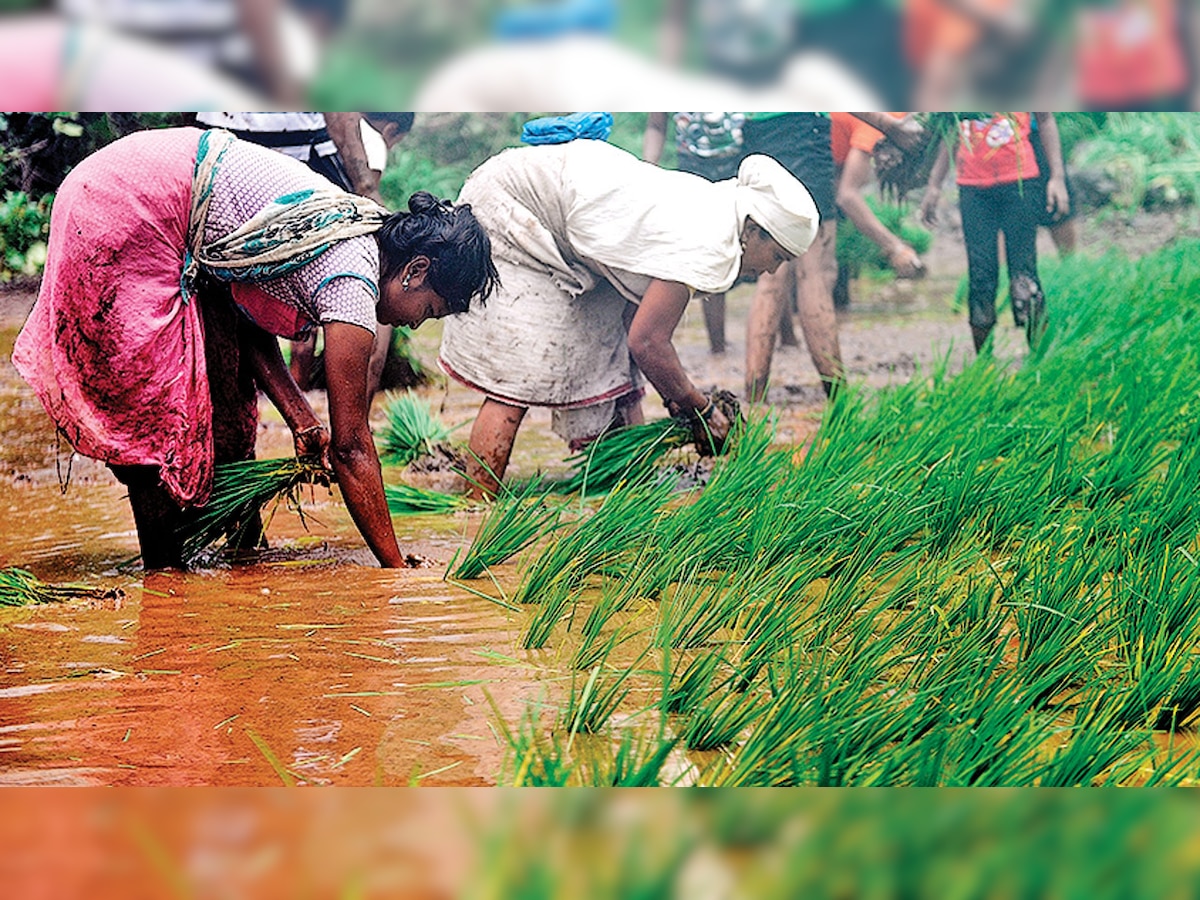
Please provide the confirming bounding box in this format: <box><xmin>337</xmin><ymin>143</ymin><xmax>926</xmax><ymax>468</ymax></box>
<box><xmin>0</xmin><ymin>190</ymin><xmax>51</xmax><ymax>281</ymax></box>
<box><xmin>459</xmin><ymin>790</ymin><xmax>1200</xmax><ymax>899</ymax></box>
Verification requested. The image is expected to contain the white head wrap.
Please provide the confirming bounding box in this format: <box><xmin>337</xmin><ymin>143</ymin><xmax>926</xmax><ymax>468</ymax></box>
<box><xmin>734</xmin><ymin>154</ymin><xmax>820</xmax><ymax>258</ymax></box>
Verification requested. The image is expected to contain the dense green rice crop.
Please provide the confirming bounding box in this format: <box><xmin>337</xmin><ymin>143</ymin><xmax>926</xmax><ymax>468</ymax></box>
<box><xmin>480</xmin><ymin>239</ymin><xmax>1200</xmax><ymax>786</ymax></box>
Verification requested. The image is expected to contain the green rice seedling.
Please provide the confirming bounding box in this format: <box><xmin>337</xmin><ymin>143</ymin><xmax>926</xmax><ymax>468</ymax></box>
<box><xmin>383</xmin><ymin>482</ymin><xmax>468</xmax><ymax>516</ymax></box>
<box><xmin>1155</xmin><ymin>669</ymin><xmax>1200</xmax><ymax>732</ymax></box>
<box><xmin>485</xmin><ymin>690</ymin><xmax>575</xmax><ymax>787</ymax></box>
<box><xmin>680</xmin><ymin>688</ymin><xmax>766</xmax><ymax>752</ymax></box>
<box><xmin>176</xmin><ymin>457</ymin><xmax>329</xmax><ymax>563</ymax></box>
<box><xmin>375</xmin><ymin>390</ymin><xmax>456</xmax><ymax>466</ymax></box>
<box><xmin>663</xmin><ymin>650</ymin><xmax>727</xmax><ymax>717</ymax></box>
<box><xmin>908</xmin><ymin>671</ymin><xmax>1050</xmax><ymax>788</ymax></box>
<box><xmin>585</xmin><ymin>728</ymin><xmax>681</xmax><ymax>787</ymax></box>
<box><xmin>449</xmin><ymin>479</ymin><xmax>561</xmax><ymax>580</ymax></box>
<box><xmin>1034</xmin><ymin>699</ymin><xmax>1157</xmax><ymax>787</ymax></box>
<box><xmin>0</xmin><ymin>567</ymin><xmax>122</xmax><ymax>606</ymax></box>
<box><xmin>553</xmin><ymin>417</ymin><xmax>690</xmax><ymax>496</ymax></box>
<box><xmin>561</xmin><ymin>663</ymin><xmax>638</xmax><ymax>739</ymax></box>
<box><xmin>519</xmin><ymin>479</ymin><xmax>674</xmax><ymax>648</ymax></box>
<box><xmin>1104</xmin><ymin>639</ymin><xmax>1194</xmax><ymax>731</ymax></box>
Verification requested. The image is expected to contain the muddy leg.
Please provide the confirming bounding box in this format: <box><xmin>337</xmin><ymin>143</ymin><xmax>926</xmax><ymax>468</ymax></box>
<box><xmin>745</xmin><ymin>260</ymin><xmax>793</xmax><ymax>404</ymax></box>
<box><xmin>205</xmin><ymin>284</ymin><xmax>265</xmax><ymax>554</ymax></box>
<box><xmin>110</xmin><ymin>464</ymin><xmax>187</xmax><ymax>570</ymax></box>
<box><xmin>794</xmin><ymin>222</ymin><xmax>843</xmax><ymax>396</ymax></box>
<box><xmin>702</xmin><ymin>293</ymin><xmax>727</xmax><ymax>354</ymax></box>
<box><xmin>465</xmin><ymin>397</ymin><xmax>528</xmax><ymax>499</ymax></box>
<box><xmin>614</xmin><ymin>391</ymin><xmax>645</xmax><ymax>427</ymax></box>
<box><xmin>289</xmin><ymin>335</ymin><xmax>317</xmax><ymax>391</ymax></box>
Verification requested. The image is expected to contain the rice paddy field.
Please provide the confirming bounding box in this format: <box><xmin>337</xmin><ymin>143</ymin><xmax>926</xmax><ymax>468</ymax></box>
<box><xmin>4</xmin><ymin>211</ymin><xmax>1200</xmax><ymax>788</ymax></box>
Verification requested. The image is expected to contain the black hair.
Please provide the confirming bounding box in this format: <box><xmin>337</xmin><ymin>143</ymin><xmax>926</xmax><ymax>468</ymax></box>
<box><xmin>364</xmin><ymin>112</ymin><xmax>415</xmax><ymax>134</ymax></box>
<box><xmin>377</xmin><ymin>191</ymin><xmax>499</xmax><ymax>315</ymax></box>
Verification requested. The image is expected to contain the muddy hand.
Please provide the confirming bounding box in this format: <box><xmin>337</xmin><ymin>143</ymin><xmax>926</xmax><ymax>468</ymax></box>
<box><xmin>294</xmin><ymin>424</ymin><xmax>332</xmax><ymax>471</ymax></box>
<box><xmin>690</xmin><ymin>391</ymin><xmax>741</xmax><ymax>456</ymax></box>
<box><xmin>890</xmin><ymin>244</ymin><xmax>925</xmax><ymax>279</ymax></box>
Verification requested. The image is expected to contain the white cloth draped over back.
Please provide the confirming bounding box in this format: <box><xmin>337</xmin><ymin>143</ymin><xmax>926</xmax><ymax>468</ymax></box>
<box><xmin>438</xmin><ymin>140</ymin><xmax>817</xmax><ymax>442</ymax></box>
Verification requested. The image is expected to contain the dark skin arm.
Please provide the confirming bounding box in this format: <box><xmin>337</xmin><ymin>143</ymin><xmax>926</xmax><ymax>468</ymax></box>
<box><xmin>322</xmin><ymin>322</ymin><xmax>407</xmax><ymax>568</ymax></box>
<box><xmin>240</xmin><ymin>319</ymin><xmax>329</xmax><ymax>462</ymax></box>
<box><xmin>325</xmin><ymin>112</ymin><xmax>384</xmax><ymax>204</ymax></box>
<box><xmin>1033</xmin><ymin>112</ymin><xmax>1069</xmax><ymax>216</ymax></box>
<box><xmin>644</xmin><ymin>112</ymin><xmax>669</xmax><ymax>163</ymax></box>
<box><xmin>920</xmin><ymin>139</ymin><xmax>954</xmax><ymax>227</ymax></box>
<box><xmin>837</xmin><ymin>148</ymin><xmax>923</xmax><ymax>277</ymax></box>
<box><xmin>626</xmin><ymin>278</ymin><xmax>732</xmax><ymax>442</ymax></box>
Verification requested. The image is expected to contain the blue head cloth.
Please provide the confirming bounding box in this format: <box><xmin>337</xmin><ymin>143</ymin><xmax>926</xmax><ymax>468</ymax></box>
<box><xmin>493</xmin><ymin>0</ymin><xmax>617</xmax><ymax>39</ymax></box>
<box><xmin>521</xmin><ymin>112</ymin><xmax>614</xmax><ymax>145</ymax></box>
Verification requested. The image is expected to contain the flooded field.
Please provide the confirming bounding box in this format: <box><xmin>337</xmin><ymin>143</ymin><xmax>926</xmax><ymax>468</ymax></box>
<box><xmin>0</xmin><ymin>272</ymin><xmax>971</xmax><ymax>786</ymax></box>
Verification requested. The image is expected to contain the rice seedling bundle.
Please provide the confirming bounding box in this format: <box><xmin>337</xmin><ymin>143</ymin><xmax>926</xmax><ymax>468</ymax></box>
<box><xmin>376</xmin><ymin>390</ymin><xmax>457</xmax><ymax>467</ymax></box>
<box><xmin>384</xmin><ymin>482</ymin><xmax>468</xmax><ymax>516</ymax></box>
<box><xmin>553</xmin><ymin>418</ymin><xmax>690</xmax><ymax>496</ymax></box>
<box><xmin>0</xmin><ymin>567</ymin><xmax>122</xmax><ymax>606</ymax></box>
<box><xmin>449</xmin><ymin>479</ymin><xmax>561</xmax><ymax>580</ymax></box>
<box><xmin>176</xmin><ymin>457</ymin><xmax>328</xmax><ymax>563</ymax></box>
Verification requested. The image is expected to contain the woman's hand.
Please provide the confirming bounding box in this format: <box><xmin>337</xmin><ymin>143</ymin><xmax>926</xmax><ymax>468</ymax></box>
<box><xmin>294</xmin><ymin>423</ymin><xmax>331</xmax><ymax>469</ymax></box>
<box><xmin>673</xmin><ymin>391</ymin><xmax>739</xmax><ymax>456</ymax></box>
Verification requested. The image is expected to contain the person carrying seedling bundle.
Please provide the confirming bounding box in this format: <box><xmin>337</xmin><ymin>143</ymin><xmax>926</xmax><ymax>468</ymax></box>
<box><xmin>436</xmin><ymin>139</ymin><xmax>819</xmax><ymax>498</ymax></box>
<box><xmin>12</xmin><ymin>126</ymin><xmax>497</xmax><ymax>569</ymax></box>
<box><xmin>920</xmin><ymin>112</ymin><xmax>1067</xmax><ymax>352</ymax></box>
<box><xmin>829</xmin><ymin>111</ymin><xmax>926</xmax><ymax>304</ymax></box>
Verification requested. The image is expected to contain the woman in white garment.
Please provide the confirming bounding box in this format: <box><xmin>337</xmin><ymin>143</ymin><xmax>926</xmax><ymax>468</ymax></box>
<box><xmin>437</xmin><ymin>139</ymin><xmax>819</xmax><ymax>496</ymax></box>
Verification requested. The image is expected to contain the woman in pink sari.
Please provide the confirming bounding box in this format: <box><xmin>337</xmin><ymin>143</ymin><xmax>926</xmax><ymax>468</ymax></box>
<box><xmin>13</xmin><ymin>126</ymin><xmax>497</xmax><ymax>569</ymax></box>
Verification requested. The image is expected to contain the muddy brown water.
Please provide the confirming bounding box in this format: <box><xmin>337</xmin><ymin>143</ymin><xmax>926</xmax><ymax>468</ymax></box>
<box><xmin>4</xmin><ymin>209</ymin><xmax>1161</xmax><ymax>785</ymax></box>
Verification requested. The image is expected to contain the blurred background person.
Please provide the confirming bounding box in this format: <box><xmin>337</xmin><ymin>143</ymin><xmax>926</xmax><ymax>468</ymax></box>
<box><xmin>413</xmin><ymin>1</ymin><xmax>881</xmax><ymax>110</ymax></box>
<box><xmin>1072</xmin><ymin>0</ymin><xmax>1198</xmax><ymax>111</ymax></box>
<box><xmin>644</xmin><ymin>111</ymin><xmax>747</xmax><ymax>353</ymax></box>
<box><xmin>661</xmin><ymin>0</ymin><xmax>909</xmax><ymax>107</ymax></box>
<box><xmin>743</xmin><ymin>112</ymin><xmax>923</xmax><ymax>403</ymax></box>
<box><xmin>0</xmin><ymin>5</ymin><xmax>261</xmax><ymax>108</ymax></box>
<box><xmin>920</xmin><ymin>112</ymin><xmax>1067</xmax><ymax>353</ymax></box>
<box><xmin>829</xmin><ymin>110</ymin><xmax>926</xmax><ymax>309</ymax></box>
<box><xmin>905</xmin><ymin>0</ymin><xmax>1037</xmax><ymax>108</ymax></box>
<box><xmin>51</xmin><ymin>0</ymin><xmax>349</xmax><ymax>103</ymax></box>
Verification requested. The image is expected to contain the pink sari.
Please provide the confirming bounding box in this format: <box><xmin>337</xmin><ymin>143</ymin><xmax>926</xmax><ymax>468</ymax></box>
<box><xmin>12</xmin><ymin>128</ymin><xmax>217</xmax><ymax>505</ymax></box>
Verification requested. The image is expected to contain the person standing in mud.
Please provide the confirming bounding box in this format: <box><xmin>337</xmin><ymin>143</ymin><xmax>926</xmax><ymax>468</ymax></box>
<box><xmin>436</xmin><ymin>139</ymin><xmax>819</xmax><ymax>498</ymax></box>
<box><xmin>12</xmin><ymin>126</ymin><xmax>497</xmax><ymax>569</ymax></box>
<box><xmin>920</xmin><ymin>112</ymin><xmax>1068</xmax><ymax>352</ymax></box>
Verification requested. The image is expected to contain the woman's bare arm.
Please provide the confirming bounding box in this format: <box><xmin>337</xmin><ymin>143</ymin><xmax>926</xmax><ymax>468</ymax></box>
<box><xmin>322</xmin><ymin>322</ymin><xmax>406</xmax><ymax>568</ymax></box>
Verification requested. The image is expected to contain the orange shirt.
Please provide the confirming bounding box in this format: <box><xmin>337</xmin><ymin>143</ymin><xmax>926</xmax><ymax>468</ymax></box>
<box><xmin>829</xmin><ymin>112</ymin><xmax>907</xmax><ymax>167</ymax></box>
<box><xmin>1076</xmin><ymin>0</ymin><xmax>1189</xmax><ymax>105</ymax></box>
<box><xmin>955</xmin><ymin>113</ymin><xmax>1039</xmax><ymax>187</ymax></box>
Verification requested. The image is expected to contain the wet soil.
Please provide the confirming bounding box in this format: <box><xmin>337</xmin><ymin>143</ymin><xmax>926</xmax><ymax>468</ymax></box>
<box><xmin>1</xmin><ymin>205</ymin><xmax>1196</xmax><ymax>785</ymax></box>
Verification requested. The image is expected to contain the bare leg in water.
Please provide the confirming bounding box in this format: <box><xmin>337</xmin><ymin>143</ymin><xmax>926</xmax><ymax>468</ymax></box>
<box><xmin>746</xmin><ymin>221</ymin><xmax>842</xmax><ymax>402</ymax></box>
<box><xmin>465</xmin><ymin>397</ymin><xmax>528</xmax><ymax>499</ymax></box>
